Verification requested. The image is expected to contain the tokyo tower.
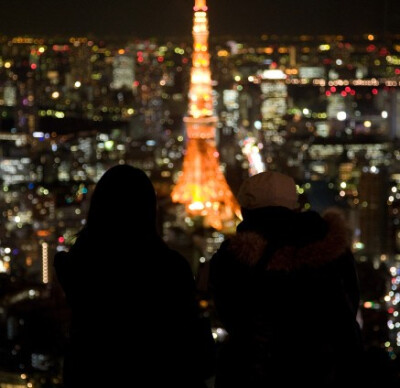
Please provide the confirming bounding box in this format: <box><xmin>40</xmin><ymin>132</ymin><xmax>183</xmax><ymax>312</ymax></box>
<box><xmin>171</xmin><ymin>0</ymin><xmax>241</xmax><ymax>231</ymax></box>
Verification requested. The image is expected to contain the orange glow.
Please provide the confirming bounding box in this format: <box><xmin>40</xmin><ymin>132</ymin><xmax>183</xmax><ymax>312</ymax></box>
<box><xmin>171</xmin><ymin>0</ymin><xmax>240</xmax><ymax>231</ymax></box>
<box><xmin>37</xmin><ymin>230</ymin><xmax>51</xmax><ymax>237</ymax></box>
<box><xmin>199</xmin><ymin>299</ymin><xmax>209</xmax><ymax>308</ymax></box>
<box><xmin>194</xmin><ymin>0</ymin><xmax>207</xmax><ymax>11</ymax></box>
<box><xmin>218</xmin><ymin>50</ymin><xmax>229</xmax><ymax>57</ymax></box>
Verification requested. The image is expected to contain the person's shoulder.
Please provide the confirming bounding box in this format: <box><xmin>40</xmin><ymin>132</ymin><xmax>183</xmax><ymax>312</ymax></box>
<box><xmin>211</xmin><ymin>234</ymin><xmax>263</xmax><ymax>267</ymax></box>
<box><xmin>53</xmin><ymin>250</ymin><xmax>69</xmax><ymax>268</ymax></box>
<box><xmin>211</xmin><ymin>238</ymin><xmax>231</xmax><ymax>257</ymax></box>
<box><xmin>164</xmin><ymin>247</ymin><xmax>191</xmax><ymax>267</ymax></box>
<box><xmin>158</xmin><ymin>246</ymin><xmax>196</xmax><ymax>281</ymax></box>
<box><xmin>54</xmin><ymin>250</ymin><xmax>68</xmax><ymax>259</ymax></box>
<box><xmin>53</xmin><ymin>234</ymin><xmax>87</xmax><ymax>268</ymax></box>
<box><xmin>335</xmin><ymin>248</ymin><xmax>356</xmax><ymax>266</ymax></box>
<box><xmin>209</xmin><ymin>238</ymin><xmax>243</xmax><ymax>274</ymax></box>
<box><xmin>153</xmin><ymin>240</ymin><xmax>189</xmax><ymax>264</ymax></box>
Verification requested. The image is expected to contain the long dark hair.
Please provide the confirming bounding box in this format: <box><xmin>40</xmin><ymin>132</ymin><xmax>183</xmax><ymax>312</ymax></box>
<box><xmin>81</xmin><ymin>165</ymin><xmax>158</xmax><ymax>242</ymax></box>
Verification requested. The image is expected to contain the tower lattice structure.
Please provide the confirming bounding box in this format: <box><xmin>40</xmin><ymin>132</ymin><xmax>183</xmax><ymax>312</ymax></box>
<box><xmin>171</xmin><ymin>0</ymin><xmax>240</xmax><ymax>231</ymax></box>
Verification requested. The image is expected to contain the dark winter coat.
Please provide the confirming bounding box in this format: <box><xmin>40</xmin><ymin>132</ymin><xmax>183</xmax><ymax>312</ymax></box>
<box><xmin>55</xmin><ymin>232</ymin><xmax>215</xmax><ymax>387</ymax></box>
<box><xmin>210</xmin><ymin>206</ymin><xmax>363</xmax><ymax>387</ymax></box>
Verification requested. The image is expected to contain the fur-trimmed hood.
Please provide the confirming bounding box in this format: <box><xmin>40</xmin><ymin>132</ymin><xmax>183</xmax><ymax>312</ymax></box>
<box><xmin>228</xmin><ymin>209</ymin><xmax>351</xmax><ymax>271</ymax></box>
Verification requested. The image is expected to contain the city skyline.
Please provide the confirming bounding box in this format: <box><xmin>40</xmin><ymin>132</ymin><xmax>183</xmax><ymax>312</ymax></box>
<box><xmin>0</xmin><ymin>0</ymin><xmax>400</xmax><ymax>38</ymax></box>
<box><xmin>1</xmin><ymin>0</ymin><xmax>400</xmax><ymax>384</ymax></box>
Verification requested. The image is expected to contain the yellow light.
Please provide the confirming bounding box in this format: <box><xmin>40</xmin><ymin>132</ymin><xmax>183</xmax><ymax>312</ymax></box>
<box><xmin>367</xmin><ymin>34</ymin><xmax>374</xmax><ymax>41</ymax></box>
<box><xmin>319</xmin><ymin>44</ymin><xmax>331</xmax><ymax>51</ymax></box>
<box><xmin>4</xmin><ymin>61</ymin><xmax>11</xmax><ymax>68</ymax></box>
<box><xmin>38</xmin><ymin>46</ymin><xmax>45</xmax><ymax>53</ymax></box>
<box><xmin>386</xmin><ymin>55</ymin><xmax>400</xmax><ymax>65</ymax></box>
<box><xmin>174</xmin><ymin>47</ymin><xmax>185</xmax><ymax>55</ymax></box>
<box><xmin>118</xmin><ymin>49</ymin><xmax>125</xmax><ymax>55</ymax></box>
<box><xmin>188</xmin><ymin>202</ymin><xmax>205</xmax><ymax>211</ymax></box>
<box><xmin>354</xmin><ymin>242</ymin><xmax>364</xmax><ymax>250</ymax></box>
<box><xmin>51</xmin><ymin>91</ymin><xmax>60</xmax><ymax>99</ymax></box>
<box><xmin>217</xmin><ymin>50</ymin><xmax>229</xmax><ymax>57</ymax></box>
<box><xmin>364</xmin><ymin>121</ymin><xmax>372</xmax><ymax>128</ymax></box>
<box><xmin>104</xmin><ymin>140</ymin><xmax>114</xmax><ymax>150</ymax></box>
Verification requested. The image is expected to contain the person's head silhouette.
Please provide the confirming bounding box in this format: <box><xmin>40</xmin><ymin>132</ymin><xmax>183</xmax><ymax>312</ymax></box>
<box><xmin>84</xmin><ymin>165</ymin><xmax>157</xmax><ymax>241</ymax></box>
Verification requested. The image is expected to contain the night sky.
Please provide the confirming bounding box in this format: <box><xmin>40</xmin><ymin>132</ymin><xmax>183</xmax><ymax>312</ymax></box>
<box><xmin>0</xmin><ymin>0</ymin><xmax>399</xmax><ymax>38</ymax></box>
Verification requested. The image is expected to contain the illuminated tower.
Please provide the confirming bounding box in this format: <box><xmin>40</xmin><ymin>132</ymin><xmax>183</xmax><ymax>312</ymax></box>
<box><xmin>171</xmin><ymin>0</ymin><xmax>240</xmax><ymax>231</ymax></box>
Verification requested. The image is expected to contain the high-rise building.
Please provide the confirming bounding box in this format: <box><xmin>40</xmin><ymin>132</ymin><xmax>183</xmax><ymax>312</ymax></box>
<box><xmin>358</xmin><ymin>169</ymin><xmax>389</xmax><ymax>256</ymax></box>
<box><xmin>171</xmin><ymin>0</ymin><xmax>240</xmax><ymax>231</ymax></box>
<box><xmin>112</xmin><ymin>54</ymin><xmax>135</xmax><ymax>91</ymax></box>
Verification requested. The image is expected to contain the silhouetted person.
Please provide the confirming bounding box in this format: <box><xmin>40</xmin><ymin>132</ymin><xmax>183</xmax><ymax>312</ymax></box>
<box><xmin>54</xmin><ymin>165</ymin><xmax>215</xmax><ymax>387</ymax></box>
<box><xmin>210</xmin><ymin>171</ymin><xmax>363</xmax><ymax>387</ymax></box>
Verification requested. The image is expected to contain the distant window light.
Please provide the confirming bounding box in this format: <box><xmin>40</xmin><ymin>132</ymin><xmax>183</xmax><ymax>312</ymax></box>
<box><xmin>370</xmin><ymin>166</ymin><xmax>378</xmax><ymax>174</ymax></box>
<box><xmin>254</xmin><ymin>121</ymin><xmax>262</xmax><ymax>130</ymax></box>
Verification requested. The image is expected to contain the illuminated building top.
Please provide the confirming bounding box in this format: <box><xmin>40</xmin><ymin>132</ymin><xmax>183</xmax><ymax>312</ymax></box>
<box><xmin>188</xmin><ymin>0</ymin><xmax>214</xmax><ymax>120</ymax></box>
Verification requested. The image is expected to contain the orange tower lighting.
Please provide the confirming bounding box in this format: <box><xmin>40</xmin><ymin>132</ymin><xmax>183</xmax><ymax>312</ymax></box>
<box><xmin>171</xmin><ymin>0</ymin><xmax>241</xmax><ymax>231</ymax></box>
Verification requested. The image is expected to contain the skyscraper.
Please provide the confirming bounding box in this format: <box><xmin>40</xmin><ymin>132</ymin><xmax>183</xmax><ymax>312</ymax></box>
<box><xmin>171</xmin><ymin>0</ymin><xmax>240</xmax><ymax>231</ymax></box>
